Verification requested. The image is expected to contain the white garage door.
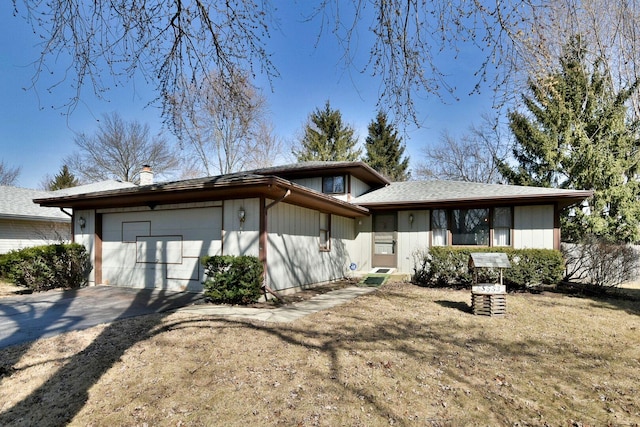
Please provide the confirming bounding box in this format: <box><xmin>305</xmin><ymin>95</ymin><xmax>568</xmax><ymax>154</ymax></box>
<box><xmin>101</xmin><ymin>207</ymin><xmax>222</xmax><ymax>291</ymax></box>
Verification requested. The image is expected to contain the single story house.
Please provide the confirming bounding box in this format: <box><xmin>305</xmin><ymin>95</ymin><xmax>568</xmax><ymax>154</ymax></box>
<box><xmin>0</xmin><ymin>181</ymin><xmax>136</xmax><ymax>254</ymax></box>
<box><xmin>0</xmin><ymin>186</ymin><xmax>71</xmax><ymax>254</ymax></box>
<box><xmin>34</xmin><ymin>161</ymin><xmax>592</xmax><ymax>293</ymax></box>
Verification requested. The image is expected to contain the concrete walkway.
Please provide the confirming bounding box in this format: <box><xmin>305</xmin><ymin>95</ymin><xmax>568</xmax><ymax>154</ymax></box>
<box><xmin>180</xmin><ymin>286</ymin><xmax>378</xmax><ymax>322</ymax></box>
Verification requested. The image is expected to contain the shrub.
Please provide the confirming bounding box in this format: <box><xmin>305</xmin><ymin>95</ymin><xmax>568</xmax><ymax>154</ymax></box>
<box><xmin>201</xmin><ymin>255</ymin><xmax>264</xmax><ymax>304</ymax></box>
<box><xmin>562</xmin><ymin>237</ymin><xmax>638</xmax><ymax>293</ymax></box>
<box><xmin>0</xmin><ymin>243</ymin><xmax>91</xmax><ymax>292</ymax></box>
<box><xmin>412</xmin><ymin>246</ymin><xmax>564</xmax><ymax>290</ymax></box>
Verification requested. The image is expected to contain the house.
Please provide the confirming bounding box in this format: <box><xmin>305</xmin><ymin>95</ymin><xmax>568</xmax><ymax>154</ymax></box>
<box><xmin>34</xmin><ymin>161</ymin><xmax>592</xmax><ymax>293</ymax></box>
<box><xmin>0</xmin><ymin>181</ymin><xmax>136</xmax><ymax>254</ymax></box>
<box><xmin>0</xmin><ymin>186</ymin><xmax>71</xmax><ymax>254</ymax></box>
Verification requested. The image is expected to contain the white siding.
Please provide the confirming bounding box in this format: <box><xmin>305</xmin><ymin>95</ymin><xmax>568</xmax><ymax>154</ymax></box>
<box><xmin>101</xmin><ymin>207</ymin><xmax>222</xmax><ymax>291</ymax></box>
<box><xmin>222</xmin><ymin>198</ymin><xmax>260</xmax><ymax>257</ymax></box>
<box><xmin>74</xmin><ymin>209</ymin><xmax>96</xmax><ymax>284</ymax></box>
<box><xmin>291</xmin><ymin>177</ymin><xmax>322</xmax><ymax>192</ymax></box>
<box><xmin>350</xmin><ymin>176</ymin><xmax>371</xmax><ymax>197</ymax></box>
<box><xmin>513</xmin><ymin>205</ymin><xmax>555</xmax><ymax>249</ymax></box>
<box><xmin>266</xmin><ymin>202</ymin><xmax>354</xmax><ymax>291</ymax></box>
<box><xmin>397</xmin><ymin>210</ymin><xmax>430</xmax><ymax>274</ymax></box>
<box><xmin>346</xmin><ymin>216</ymin><xmax>372</xmax><ymax>274</ymax></box>
<box><xmin>0</xmin><ymin>219</ymin><xmax>70</xmax><ymax>254</ymax></box>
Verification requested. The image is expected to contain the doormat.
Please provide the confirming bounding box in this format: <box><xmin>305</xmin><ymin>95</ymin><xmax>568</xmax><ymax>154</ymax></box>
<box><xmin>359</xmin><ymin>274</ymin><xmax>390</xmax><ymax>287</ymax></box>
<box><xmin>373</xmin><ymin>268</ymin><xmax>391</xmax><ymax>274</ymax></box>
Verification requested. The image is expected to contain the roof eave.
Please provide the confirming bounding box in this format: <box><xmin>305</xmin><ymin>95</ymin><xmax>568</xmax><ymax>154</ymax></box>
<box><xmin>357</xmin><ymin>191</ymin><xmax>594</xmax><ymax>211</ymax></box>
<box><xmin>35</xmin><ymin>175</ymin><xmax>370</xmax><ymax>219</ymax></box>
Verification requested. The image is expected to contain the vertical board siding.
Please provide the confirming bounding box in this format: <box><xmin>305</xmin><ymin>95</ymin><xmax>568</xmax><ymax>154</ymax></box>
<box><xmin>222</xmin><ymin>198</ymin><xmax>261</xmax><ymax>257</ymax></box>
<box><xmin>267</xmin><ymin>202</ymin><xmax>355</xmax><ymax>291</ymax></box>
<box><xmin>513</xmin><ymin>205</ymin><xmax>554</xmax><ymax>249</ymax></box>
<box><xmin>350</xmin><ymin>177</ymin><xmax>371</xmax><ymax>197</ymax></box>
<box><xmin>0</xmin><ymin>219</ymin><xmax>70</xmax><ymax>254</ymax></box>
<box><xmin>397</xmin><ymin>210</ymin><xmax>430</xmax><ymax>274</ymax></box>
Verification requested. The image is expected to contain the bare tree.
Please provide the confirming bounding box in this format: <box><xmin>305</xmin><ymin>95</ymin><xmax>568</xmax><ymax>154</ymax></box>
<box><xmin>0</xmin><ymin>160</ymin><xmax>21</xmax><ymax>186</ymax></box>
<box><xmin>12</xmin><ymin>1</ymin><xmax>640</xmax><ymax>125</ymax></box>
<box><xmin>244</xmin><ymin>122</ymin><xmax>285</xmax><ymax>170</ymax></box>
<box><xmin>169</xmin><ymin>69</ymin><xmax>270</xmax><ymax>175</ymax></box>
<box><xmin>415</xmin><ymin>114</ymin><xmax>511</xmax><ymax>183</ymax></box>
<box><xmin>65</xmin><ymin>112</ymin><xmax>181</xmax><ymax>184</ymax></box>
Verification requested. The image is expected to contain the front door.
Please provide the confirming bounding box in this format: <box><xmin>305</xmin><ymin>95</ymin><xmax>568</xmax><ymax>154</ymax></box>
<box><xmin>372</xmin><ymin>213</ymin><xmax>397</xmax><ymax>268</ymax></box>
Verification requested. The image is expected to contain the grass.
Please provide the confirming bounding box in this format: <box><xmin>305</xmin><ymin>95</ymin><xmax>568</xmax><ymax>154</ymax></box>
<box><xmin>0</xmin><ymin>282</ymin><xmax>639</xmax><ymax>426</ymax></box>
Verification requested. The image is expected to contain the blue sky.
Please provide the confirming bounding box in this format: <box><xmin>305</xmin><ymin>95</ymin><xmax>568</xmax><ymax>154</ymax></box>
<box><xmin>0</xmin><ymin>2</ymin><xmax>496</xmax><ymax>189</ymax></box>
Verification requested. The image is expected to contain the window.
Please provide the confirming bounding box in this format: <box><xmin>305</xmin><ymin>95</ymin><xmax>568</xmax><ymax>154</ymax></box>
<box><xmin>493</xmin><ymin>207</ymin><xmax>512</xmax><ymax>246</ymax></box>
<box><xmin>319</xmin><ymin>213</ymin><xmax>331</xmax><ymax>251</ymax></box>
<box><xmin>322</xmin><ymin>175</ymin><xmax>345</xmax><ymax>194</ymax></box>
<box><xmin>431</xmin><ymin>207</ymin><xmax>511</xmax><ymax>247</ymax></box>
<box><xmin>452</xmin><ymin>208</ymin><xmax>490</xmax><ymax>245</ymax></box>
<box><xmin>431</xmin><ymin>209</ymin><xmax>448</xmax><ymax>246</ymax></box>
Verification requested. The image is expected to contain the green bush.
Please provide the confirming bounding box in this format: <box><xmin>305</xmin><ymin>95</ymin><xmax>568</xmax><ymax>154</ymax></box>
<box><xmin>0</xmin><ymin>243</ymin><xmax>91</xmax><ymax>292</ymax></box>
<box><xmin>201</xmin><ymin>255</ymin><xmax>264</xmax><ymax>304</ymax></box>
<box><xmin>412</xmin><ymin>246</ymin><xmax>564</xmax><ymax>290</ymax></box>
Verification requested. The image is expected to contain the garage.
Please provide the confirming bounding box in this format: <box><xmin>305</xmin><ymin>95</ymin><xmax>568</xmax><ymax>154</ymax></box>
<box><xmin>100</xmin><ymin>204</ymin><xmax>222</xmax><ymax>291</ymax></box>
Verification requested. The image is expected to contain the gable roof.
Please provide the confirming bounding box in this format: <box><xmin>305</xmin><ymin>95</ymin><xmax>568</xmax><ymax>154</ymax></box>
<box><xmin>0</xmin><ymin>186</ymin><xmax>70</xmax><ymax>222</ymax></box>
<box><xmin>354</xmin><ymin>180</ymin><xmax>593</xmax><ymax>210</ymax></box>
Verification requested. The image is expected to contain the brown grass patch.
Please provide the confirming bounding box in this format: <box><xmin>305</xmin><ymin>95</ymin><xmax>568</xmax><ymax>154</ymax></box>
<box><xmin>1</xmin><ymin>282</ymin><xmax>639</xmax><ymax>426</ymax></box>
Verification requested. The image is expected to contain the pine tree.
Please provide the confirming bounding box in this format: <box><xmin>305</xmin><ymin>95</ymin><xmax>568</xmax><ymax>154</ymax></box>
<box><xmin>296</xmin><ymin>101</ymin><xmax>361</xmax><ymax>162</ymax></box>
<box><xmin>498</xmin><ymin>36</ymin><xmax>640</xmax><ymax>242</ymax></box>
<box><xmin>46</xmin><ymin>165</ymin><xmax>79</xmax><ymax>191</ymax></box>
<box><xmin>364</xmin><ymin>111</ymin><xmax>410</xmax><ymax>181</ymax></box>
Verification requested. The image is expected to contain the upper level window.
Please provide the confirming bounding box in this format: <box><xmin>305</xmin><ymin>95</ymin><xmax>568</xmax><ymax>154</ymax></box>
<box><xmin>322</xmin><ymin>175</ymin><xmax>345</xmax><ymax>194</ymax></box>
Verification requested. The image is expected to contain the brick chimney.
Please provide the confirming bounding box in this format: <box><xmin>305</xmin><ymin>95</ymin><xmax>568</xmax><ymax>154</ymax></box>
<box><xmin>140</xmin><ymin>165</ymin><xmax>154</xmax><ymax>185</ymax></box>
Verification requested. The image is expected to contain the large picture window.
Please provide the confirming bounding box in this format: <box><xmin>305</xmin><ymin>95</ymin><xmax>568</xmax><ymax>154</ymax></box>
<box><xmin>452</xmin><ymin>208</ymin><xmax>489</xmax><ymax>245</ymax></box>
<box><xmin>431</xmin><ymin>207</ymin><xmax>512</xmax><ymax>247</ymax></box>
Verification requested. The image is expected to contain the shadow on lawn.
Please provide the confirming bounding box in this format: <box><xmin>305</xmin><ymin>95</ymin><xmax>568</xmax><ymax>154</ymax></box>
<box><xmin>0</xmin><ymin>289</ymin><xmax>200</xmax><ymax>426</ymax></box>
<box><xmin>0</xmin><ymin>283</ymin><xmax>637</xmax><ymax>426</ymax></box>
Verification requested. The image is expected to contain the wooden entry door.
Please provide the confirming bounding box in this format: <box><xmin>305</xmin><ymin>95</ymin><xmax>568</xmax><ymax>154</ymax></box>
<box><xmin>372</xmin><ymin>214</ymin><xmax>397</xmax><ymax>268</ymax></box>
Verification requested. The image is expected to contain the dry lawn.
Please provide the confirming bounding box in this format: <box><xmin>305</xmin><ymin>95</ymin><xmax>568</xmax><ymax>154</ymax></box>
<box><xmin>0</xmin><ymin>282</ymin><xmax>639</xmax><ymax>426</ymax></box>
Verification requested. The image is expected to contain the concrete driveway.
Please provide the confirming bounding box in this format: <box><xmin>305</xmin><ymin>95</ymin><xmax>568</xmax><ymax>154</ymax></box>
<box><xmin>0</xmin><ymin>286</ymin><xmax>204</xmax><ymax>349</ymax></box>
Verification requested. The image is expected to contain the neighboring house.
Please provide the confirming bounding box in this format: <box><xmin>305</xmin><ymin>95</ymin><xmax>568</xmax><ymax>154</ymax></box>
<box><xmin>0</xmin><ymin>186</ymin><xmax>71</xmax><ymax>254</ymax></box>
<box><xmin>0</xmin><ymin>181</ymin><xmax>137</xmax><ymax>254</ymax></box>
<box><xmin>34</xmin><ymin>162</ymin><xmax>592</xmax><ymax>293</ymax></box>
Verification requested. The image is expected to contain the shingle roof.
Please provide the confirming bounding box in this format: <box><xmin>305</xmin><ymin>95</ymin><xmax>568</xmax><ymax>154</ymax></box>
<box><xmin>50</xmin><ymin>180</ymin><xmax>136</xmax><ymax>196</ymax></box>
<box><xmin>0</xmin><ymin>186</ymin><xmax>70</xmax><ymax>221</ymax></box>
<box><xmin>353</xmin><ymin>180</ymin><xmax>592</xmax><ymax>208</ymax></box>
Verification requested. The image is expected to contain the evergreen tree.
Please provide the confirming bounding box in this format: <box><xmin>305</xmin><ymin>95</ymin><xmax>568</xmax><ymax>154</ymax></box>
<box><xmin>296</xmin><ymin>101</ymin><xmax>361</xmax><ymax>162</ymax></box>
<box><xmin>498</xmin><ymin>36</ymin><xmax>640</xmax><ymax>242</ymax></box>
<box><xmin>46</xmin><ymin>165</ymin><xmax>79</xmax><ymax>190</ymax></box>
<box><xmin>364</xmin><ymin>111</ymin><xmax>410</xmax><ymax>181</ymax></box>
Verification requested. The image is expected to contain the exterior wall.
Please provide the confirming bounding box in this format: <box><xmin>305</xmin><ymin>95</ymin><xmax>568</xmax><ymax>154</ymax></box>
<box><xmin>346</xmin><ymin>215</ymin><xmax>373</xmax><ymax>274</ymax></box>
<box><xmin>397</xmin><ymin>210</ymin><xmax>430</xmax><ymax>275</ymax></box>
<box><xmin>0</xmin><ymin>218</ymin><xmax>70</xmax><ymax>254</ymax></box>
<box><xmin>266</xmin><ymin>202</ymin><xmax>355</xmax><ymax>291</ymax></box>
<box><xmin>222</xmin><ymin>198</ymin><xmax>261</xmax><ymax>257</ymax></box>
<box><xmin>513</xmin><ymin>205</ymin><xmax>555</xmax><ymax>249</ymax></box>
<box><xmin>350</xmin><ymin>176</ymin><xmax>372</xmax><ymax>197</ymax></box>
<box><xmin>74</xmin><ymin>209</ymin><xmax>97</xmax><ymax>284</ymax></box>
<box><xmin>290</xmin><ymin>177</ymin><xmax>322</xmax><ymax>192</ymax></box>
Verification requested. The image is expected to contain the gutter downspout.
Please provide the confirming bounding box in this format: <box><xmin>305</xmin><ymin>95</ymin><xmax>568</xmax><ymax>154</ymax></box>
<box><xmin>261</xmin><ymin>189</ymin><xmax>291</xmax><ymax>300</ymax></box>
